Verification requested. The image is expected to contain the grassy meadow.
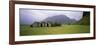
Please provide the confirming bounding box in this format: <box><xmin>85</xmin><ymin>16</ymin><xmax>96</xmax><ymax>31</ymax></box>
<box><xmin>20</xmin><ymin>25</ymin><xmax>90</xmax><ymax>36</ymax></box>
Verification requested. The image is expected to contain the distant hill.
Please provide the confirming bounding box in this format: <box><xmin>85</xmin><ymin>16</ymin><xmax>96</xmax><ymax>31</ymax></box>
<box><xmin>43</xmin><ymin>15</ymin><xmax>77</xmax><ymax>24</ymax></box>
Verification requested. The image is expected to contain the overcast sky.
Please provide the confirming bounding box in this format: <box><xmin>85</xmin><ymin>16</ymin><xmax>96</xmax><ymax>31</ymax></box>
<box><xmin>19</xmin><ymin>8</ymin><xmax>83</xmax><ymax>25</ymax></box>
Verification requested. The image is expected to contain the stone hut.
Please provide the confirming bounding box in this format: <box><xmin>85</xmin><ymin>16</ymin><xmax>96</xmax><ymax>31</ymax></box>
<box><xmin>30</xmin><ymin>21</ymin><xmax>51</xmax><ymax>27</ymax></box>
<box><xmin>30</xmin><ymin>21</ymin><xmax>61</xmax><ymax>27</ymax></box>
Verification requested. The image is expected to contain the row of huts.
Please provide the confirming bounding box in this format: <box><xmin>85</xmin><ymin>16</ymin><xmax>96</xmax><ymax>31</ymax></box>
<box><xmin>30</xmin><ymin>21</ymin><xmax>61</xmax><ymax>27</ymax></box>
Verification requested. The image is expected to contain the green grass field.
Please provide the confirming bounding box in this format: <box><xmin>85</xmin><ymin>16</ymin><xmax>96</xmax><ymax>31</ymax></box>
<box><xmin>20</xmin><ymin>25</ymin><xmax>90</xmax><ymax>36</ymax></box>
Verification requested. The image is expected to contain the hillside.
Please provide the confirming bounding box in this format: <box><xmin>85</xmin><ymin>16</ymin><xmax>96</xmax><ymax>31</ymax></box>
<box><xmin>76</xmin><ymin>12</ymin><xmax>90</xmax><ymax>25</ymax></box>
<box><xmin>44</xmin><ymin>15</ymin><xmax>77</xmax><ymax>24</ymax></box>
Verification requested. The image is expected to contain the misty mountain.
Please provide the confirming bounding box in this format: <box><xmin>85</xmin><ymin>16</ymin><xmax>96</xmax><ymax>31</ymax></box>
<box><xmin>43</xmin><ymin>15</ymin><xmax>77</xmax><ymax>24</ymax></box>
